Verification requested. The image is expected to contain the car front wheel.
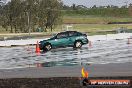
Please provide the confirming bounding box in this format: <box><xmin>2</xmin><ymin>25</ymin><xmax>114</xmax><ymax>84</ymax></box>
<box><xmin>74</xmin><ymin>41</ymin><xmax>82</xmax><ymax>48</ymax></box>
<box><xmin>43</xmin><ymin>43</ymin><xmax>52</xmax><ymax>51</ymax></box>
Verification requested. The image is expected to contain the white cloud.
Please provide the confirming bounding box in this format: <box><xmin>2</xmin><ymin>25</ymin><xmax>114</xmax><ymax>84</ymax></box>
<box><xmin>62</xmin><ymin>0</ymin><xmax>132</xmax><ymax>7</ymax></box>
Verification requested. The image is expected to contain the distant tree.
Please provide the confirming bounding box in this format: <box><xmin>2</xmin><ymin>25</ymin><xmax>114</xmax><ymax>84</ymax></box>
<box><xmin>72</xmin><ymin>3</ymin><xmax>76</xmax><ymax>10</ymax></box>
<box><xmin>92</xmin><ymin>5</ymin><xmax>97</xmax><ymax>8</ymax></box>
<box><xmin>128</xmin><ymin>4</ymin><xmax>132</xmax><ymax>16</ymax></box>
<box><xmin>106</xmin><ymin>5</ymin><xmax>111</xmax><ymax>8</ymax></box>
<box><xmin>3</xmin><ymin>0</ymin><xmax>22</xmax><ymax>33</ymax></box>
<box><xmin>110</xmin><ymin>5</ymin><xmax>118</xmax><ymax>8</ymax></box>
<box><xmin>0</xmin><ymin>0</ymin><xmax>62</xmax><ymax>33</ymax></box>
<box><xmin>38</xmin><ymin>0</ymin><xmax>62</xmax><ymax>32</ymax></box>
<box><xmin>121</xmin><ymin>5</ymin><xmax>127</xmax><ymax>8</ymax></box>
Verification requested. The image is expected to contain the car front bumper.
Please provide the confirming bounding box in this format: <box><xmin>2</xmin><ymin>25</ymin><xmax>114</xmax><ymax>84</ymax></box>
<box><xmin>39</xmin><ymin>44</ymin><xmax>43</xmax><ymax>50</ymax></box>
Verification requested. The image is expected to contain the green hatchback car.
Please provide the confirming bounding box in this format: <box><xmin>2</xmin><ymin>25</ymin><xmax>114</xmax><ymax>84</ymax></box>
<box><xmin>39</xmin><ymin>31</ymin><xmax>89</xmax><ymax>51</ymax></box>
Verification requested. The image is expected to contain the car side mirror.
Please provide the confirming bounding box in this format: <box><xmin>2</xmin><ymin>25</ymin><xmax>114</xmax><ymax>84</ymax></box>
<box><xmin>56</xmin><ymin>36</ymin><xmax>60</xmax><ymax>39</ymax></box>
<box><xmin>55</xmin><ymin>36</ymin><xmax>58</xmax><ymax>39</ymax></box>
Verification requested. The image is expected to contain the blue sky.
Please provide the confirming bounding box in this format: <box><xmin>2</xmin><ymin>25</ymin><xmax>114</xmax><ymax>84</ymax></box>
<box><xmin>62</xmin><ymin>0</ymin><xmax>132</xmax><ymax>7</ymax></box>
<box><xmin>5</xmin><ymin>0</ymin><xmax>132</xmax><ymax>7</ymax></box>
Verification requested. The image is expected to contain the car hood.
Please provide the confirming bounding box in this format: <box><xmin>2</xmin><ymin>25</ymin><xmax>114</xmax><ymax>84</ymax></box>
<box><xmin>39</xmin><ymin>37</ymin><xmax>54</xmax><ymax>43</ymax></box>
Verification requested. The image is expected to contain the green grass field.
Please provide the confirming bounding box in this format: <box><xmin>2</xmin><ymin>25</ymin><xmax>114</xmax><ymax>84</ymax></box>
<box><xmin>0</xmin><ymin>24</ymin><xmax>132</xmax><ymax>37</ymax></box>
<box><xmin>54</xmin><ymin>24</ymin><xmax>132</xmax><ymax>35</ymax></box>
<box><xmin>71</xmin><ymin>24</ymin><xmax>132</xmax><ymax>32</ymax></box>
<box><xmin>63</xmin><ymin>16</ymin><xmax>132</xmax><ymax>24</ymax></box>
<box><xmin>0</xmin><ymin>16</ymin><xmax>132</xmax><ymax>37</ymax></box>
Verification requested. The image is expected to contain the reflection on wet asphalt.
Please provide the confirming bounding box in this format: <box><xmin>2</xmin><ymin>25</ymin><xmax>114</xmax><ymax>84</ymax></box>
<box><xmin>0</xmin><ymin>39</ymin><xmax>132</xmax><ymax>69</ymax></box>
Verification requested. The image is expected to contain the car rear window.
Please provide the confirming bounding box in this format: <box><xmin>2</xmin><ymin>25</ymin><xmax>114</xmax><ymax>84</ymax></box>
<box><xmin>77</xmin><ymin>32</ymin><xmax>83</xmax><ymax>36</ymax></box>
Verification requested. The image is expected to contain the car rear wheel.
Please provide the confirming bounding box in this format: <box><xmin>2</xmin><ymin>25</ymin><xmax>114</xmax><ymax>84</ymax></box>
<box><xmin>74</xmin><ymin>41</ymin><xmax>82</xmax><ymax>48</ymax></box>
<box><xmin>43</xmin><ymin>43</ymin><xmax>52</xmax><ymax>51</ymax></box>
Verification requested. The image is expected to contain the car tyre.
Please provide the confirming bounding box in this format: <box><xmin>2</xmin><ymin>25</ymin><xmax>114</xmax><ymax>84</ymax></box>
<box><xmin>43</xmin><ymin>43</ymin><xmax>52</xmax><ymax>51</ymax></box>
<box><xmin>74</xmin><ymin>41</ymin><xmax>82</xmax><ymax>48</ymax></box>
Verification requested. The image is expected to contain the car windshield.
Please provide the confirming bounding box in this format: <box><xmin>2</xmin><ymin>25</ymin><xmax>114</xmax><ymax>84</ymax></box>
<box><xmin>50</xmin><ymin>34</ymin><xmax>57</xmax><ymax>39</ymax></box>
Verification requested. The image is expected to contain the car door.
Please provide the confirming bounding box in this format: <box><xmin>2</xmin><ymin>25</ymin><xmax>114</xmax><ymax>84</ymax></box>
<box><xmin>68</xmin><ymin>31</ymin><xmax>78</xmax><ymax>45</ymax></box>
<box><xmin>55</xmin><ymin>32</ymin><xmax>70</xmax><ymax>47</ymax></box>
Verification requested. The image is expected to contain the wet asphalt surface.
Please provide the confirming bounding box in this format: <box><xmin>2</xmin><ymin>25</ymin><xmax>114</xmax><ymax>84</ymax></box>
<box><xmin>0</xmin><ymin>39</ymin><xmax>132</xmax><ymax>69</ymax></box>
<box><xmin>0</xmin><ymin>39</ymin><xmax>132</xmax><ymax>88</ymax></box>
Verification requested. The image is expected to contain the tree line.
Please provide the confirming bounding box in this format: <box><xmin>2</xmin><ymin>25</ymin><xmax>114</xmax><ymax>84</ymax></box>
<box><xmin>62</xmin><ymin>4</ymin><xmax>132</xmax><ymax>17</ymax></box>
<box><xmin>0</xmin><ymin>0</ymin><xmax>62</xmax><ymax>33</ymax></box>
<box><xmin>0</xmin><ymin>0</ymin><xmax>132</xmax><ymax>33</ymax></box>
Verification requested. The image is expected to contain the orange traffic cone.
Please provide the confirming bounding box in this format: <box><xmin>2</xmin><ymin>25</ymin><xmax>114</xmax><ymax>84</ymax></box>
<box><xmin>35</xmin><ymin>41</ymin><xmax>40</xmax><ymax>53</ymax></box>
<box><xmin>89</xmin><ymin>41</ymin><xmax>92</xmax><ymax>48</ymax></box>
<box><xmin>127</xmin><ymin>38</ymin><xmax>130</xmax><ymax>44</ymax></box>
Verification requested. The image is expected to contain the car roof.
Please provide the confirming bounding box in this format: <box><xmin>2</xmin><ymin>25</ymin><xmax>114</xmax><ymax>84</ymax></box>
<box><xmin>59</xmin><ymin>31</ymin><xmax>78</xmax><ymax>33</ymax></box>
<box><xmin>66</xmin><ymin>31</ymin><xmax>77</xmax><ymax>32</ymax></box>
<box><xmin>57</xmin><ymin>31</ymin><xmax>80</xmax><ymax>35</ymax></box>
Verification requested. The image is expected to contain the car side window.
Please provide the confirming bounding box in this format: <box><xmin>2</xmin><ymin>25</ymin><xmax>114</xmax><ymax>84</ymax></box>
<box><xmin>57</xmin><ymin>32</ymin><xmax>68</xmax><ymax>39</ymax></box>
<box><xmin>69</xmin><ymin>32</ymin><xmax>78</xmax><ymax>36</ymax></box>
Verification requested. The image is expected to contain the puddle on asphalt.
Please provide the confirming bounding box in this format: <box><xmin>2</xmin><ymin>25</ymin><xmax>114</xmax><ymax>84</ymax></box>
<box><xmin>0</xmin><ymin>39</ymin><xmax>132</xmax><ymax>69</ymax></box>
